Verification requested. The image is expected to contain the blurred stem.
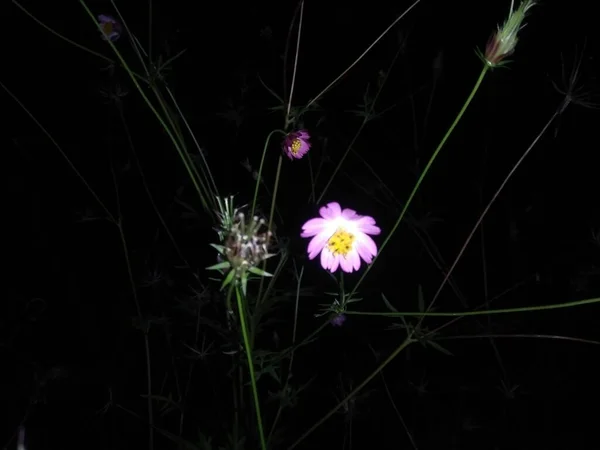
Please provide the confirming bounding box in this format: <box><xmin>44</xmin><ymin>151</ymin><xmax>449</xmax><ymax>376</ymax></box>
<box><xmin>277</xmin><ymin>319</ymin><xmax>329</xmax><ymax>361</ymax></box>
<box><xmin>117</xmin><ymin>223</ymin><xmax>154</xmax><ymax>450</ymax></box>
<box><xmin>235</xmin><ymin>285</ymin><xmax>267</xmax><ymax>450</ymax></box>
<box><xmin>267</xmin><ymin>265</ymin><xmax>304</xmax><ymax>445</ymax></box>
<box><xmin>0</xmin><ymin>79</ymin><xmax>115</xmax><ymax>223</ymax></box>
<box><xmin>107</xmin><ymin>119</ymin><xmax>154</xmax><ymax>450</ymax></box>
<box><xmin>289</xmin><ymin>335</ymin><xmax>415</xmax><ymax>449</ymax></box>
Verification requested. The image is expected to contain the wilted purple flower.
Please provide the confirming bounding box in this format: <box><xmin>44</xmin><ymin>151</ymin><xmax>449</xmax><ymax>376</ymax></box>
<box><xmin>330</xmin><ymin>314</ymin><xmax>346</xmax><ymax>327</ymax></box>
<box><xmin>282</xmin><ymin>129</ymin><xmax>311</xmax><ymax>160</ymax></box>
<box><xmin>98</xmin><ymin>14</ymin><xmax>122</xmax><ymax>42</ymax></box>
<box><xmin>301</xmin><ymin>202</ymin><xmax>380</xmax><ymax>273</ymax></box>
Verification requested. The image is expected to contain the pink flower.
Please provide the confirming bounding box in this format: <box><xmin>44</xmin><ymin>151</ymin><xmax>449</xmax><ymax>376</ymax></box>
<box><xmin>301</xmin><ymin>202</ymin><xmax>380</xmax><ymax>273</ymax></box>
<box><xmin>282</xmin><ymin>130</ymin><xmax>311</xmax><ymax>160</ymax></box>
<box><xmin>98</xmin><ymin>14</ymin><xmax>122</xmax><ymax>42</ymax></box>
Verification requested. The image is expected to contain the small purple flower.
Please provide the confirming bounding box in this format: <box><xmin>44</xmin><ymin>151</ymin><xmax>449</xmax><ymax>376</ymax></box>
<box><xmin>330</xmin><ymin>314</ymin><xmax>346</xmax><ymax>327</ymax></box>
<box><xmin>98</xmin><ymin>14</ymin><xmax>122</xmax><ymax>42</ymax></box>
<box><xmin>282</xmin><ymin>130</ymin><xmax>311</xmax><ymax>160</ymax></box>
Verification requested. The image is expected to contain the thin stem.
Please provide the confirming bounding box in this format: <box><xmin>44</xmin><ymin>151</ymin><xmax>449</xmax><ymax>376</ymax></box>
<box><xmin>283</xmin><ymin>2</ymin><xmax>302</xmax><ymax>111</ymax></box>
<box><xmin>285</xmin><ymin>0</ymin><xmax>304</xmax><ymax>129</ymax></box>
<box><xmin>305</xmin><ymin>0</ymin><xmax>422</xmax><ymax>109</ymax></box>
<box><xmin>0</xmin><ymin>79</ymin><xmax>115</xmax><ymax>223</ymax></box>
<box><xmin>275</xmin><ymin>319</ymin><xmax>329</xmax><ymax>362</ymax></box>
<box><xmin>115</xmin><ymin>101</ymin><xmax>193</xmax><ymax>274</ymax></box>
<box><xmin>267</xmin><ymin>265</ymin><xmax>304</xmax><ymax>445</ymax></box>
<box><xmin>150</xmin><ymin>86</ymin><xmax>213</xmax><ymax>213</ymax></box>
<box><xmin>289</xmin><ymin>336</ymin><xmax>415</xmax><ymax>449</ymax></box>
<box><xmin>110</xmin><ymin>0</ymin><xmax>150</xmax><ymax>79</ymax></box>
<box><xmin>316</xmin><ymin>118</ymin><xmax>368</xmax><ymax>205</ymax></box>
<box><xmin>251</xmin><ymin>130</ymin><xmax>286</xmax><ymax>218</ymax></box>
<box><xmin>117</xmin><ymin>225</ymin><xmax>154</xmax><ymax>450</ymax></box>
<box><xmin>371</xmin><ymin>344</ymin><xmax>419</xmax><ymax>450</ymax></box>
<box><xmin>12</xmin><ymin>1</ymin><xmax>147</xmax><ymax>83</ymax></box>
<box><xmin>349</xmin><ymin>65</ymin><xmax>490</xmax><ymax>300</ymax></box>
<box><xmin>80</xmin><ymin>0</ymin><xmax>211</xmax><ymax>214</ymax></box>
<box><xmin>12</xmin><ymin>0</ymin><xmax>112</xmax><ymax>64</ymax></box>
<box><xmin>315</xmin><ymin>41</ymin><xmax>403</xmax><ymax>204</ymax></box>
<box><xmin>223</xmin><ymin>285</ymin><xmax>240</xmax><ymax>443</ymax></box>
<box><xmin>148</xmin><ymin>0</ymin><xmax>153</xmax><ymax>63</ymax></box>
<box><xmin>421</xmin><ymin>109</ymin><xmax>559</xmax><ymax>324</ymax></box>
<box><xmin>164</xmin><ymin>85</ymin><xmax>220</xmax><ymax>200</ymax></box>
<box><xmin>435</xmin><ymin>333</ymin><xmax>600</xmax><ymax>347</ymax></box>
<box><xmin>268</xmin><ymin>155</ymin><xmax>284</xmax><ymax>233</ymax></box>
<box><xmin>477</xmin><ymin>151</ymin><xmax>508</xmax><ymax>382</ymax></box>
<box><xmin>346</xmin><ymin>296</ymin><xmax>600</xmax><ymax>318</ymax></box>
<box><xmin>307</xmin><ymin>152</ymin><xmax>316</xmax><ymax>203</ymax></box>
<box><xmin>179</xmin><ymin>296</ymin><xmax>204</xmax><ymax>436</ymax></box>
<box><xmin>235</xmin><ymin>286</ymin><xmax>267</xmax><ymax>450</ymax></box>
<box><xmin>107</xmin><ymin>118</ymin><xmax>154</xmax><ymax>450</ymax></box>
<box><xmin>256</xmin><ymin>155</ymin><xmax>284</xmax><ymax>311</ymax></box>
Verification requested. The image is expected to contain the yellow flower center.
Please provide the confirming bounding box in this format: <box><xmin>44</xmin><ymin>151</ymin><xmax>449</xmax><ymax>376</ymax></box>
<box><xmin>103</xmin><ymin>22</ymin><xmax>113</xmax><ymax>35</ymax></box>
<box><xmin>327</xmin><ymin>228</ymin><xmax>355</xmax><ymax>257</ymax></box>
<box><xmin>290</xmin><ymin>138</ymin><xmax>302</xmax><ymax>154</ymax></box>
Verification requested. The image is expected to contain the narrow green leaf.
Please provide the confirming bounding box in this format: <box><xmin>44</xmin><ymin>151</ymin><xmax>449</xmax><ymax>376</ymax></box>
<box><xmin>428</xmin><ymin>340</ymin><xmax>454</xmax><ymax>356</ymax></box>
<box><xmin>381</xmin><ymin>293</ymin><xmax>398</xmax><ymax>312</ymax></box>
<box><xmin>206</xmin><ymin>261</ymin><xmax>231</xmax><ymax>271</ymax></box>
<box><xmin>221</xmin><ymin>270</ymin><xmax>236</xmax><ymax>290</ymax></box>
<box><xmin>257</xmin><ymin>75</ymin><xmax>283</xmax><ymax>103</ymax></box>
<box><xmin>248</xmin><ymin>266</ymin><xmax>273</xmax><ymax>277</ymax></box>
<box><xmin>210</xmin><ymin>243</ymin><xmax>226</xmax><ymax>254</ymax></box>
<box><xmin>174</xmin><ymin>196</ymin><xmax>199</xmax><ymax>215</ymax></box>
<box><xmin>240</xmin><ymin>271</ymin><xmax>248</xmax><ymax>297</ymax></box>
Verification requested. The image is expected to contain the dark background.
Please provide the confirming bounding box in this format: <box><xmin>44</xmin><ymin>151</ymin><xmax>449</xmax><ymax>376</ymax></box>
<box><xmin>2</xmin><ymin>0</ymin><xmax>600</xmax><ymax>449</ymax></box>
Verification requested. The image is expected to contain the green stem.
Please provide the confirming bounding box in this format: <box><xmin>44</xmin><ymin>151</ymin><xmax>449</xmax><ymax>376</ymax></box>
<box><xmin>235</xmin><ymin>286</ymin><xmax>267</xmax><ymax>450</ymax></box>
<box><xmin>255</xmin><ymin>154</ymin><xmax>284</xmax><ymax>315</ymax></box>
<box><xmin>290</xmin><ymin>64</ymin><xmax>489</xmax><ymax>449</ymax></box>
<box><xmin>348</xmin><ymin>64</ymin><xmax>489</xmax><ymax>300</ymax></box>
<box><xmin>226</xmin><ymin>284</ymin><xmax>240</xmax><ymax>444</ymax></box>
<box><xmin>267</xmin><ymin>155</ymin><xmax>283</xmax><ymax>235</ymax></box>
<box><xmin>347</xmin><ymin>296</ymin><xmax>600</xmax><ymax>318</ymax></box>
<box><xmin>79</xmin><ymin>0</ymin><xmax>211</xmax><ymax>215</ymax></box>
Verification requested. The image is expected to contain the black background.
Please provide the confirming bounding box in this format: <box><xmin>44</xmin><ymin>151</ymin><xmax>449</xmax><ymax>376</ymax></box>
<box><xmin>2</xmin><ymin>1</ymin><xmax>600</xmax><ymax>449</ymax></box>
